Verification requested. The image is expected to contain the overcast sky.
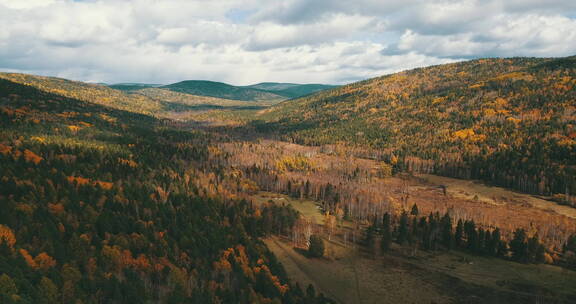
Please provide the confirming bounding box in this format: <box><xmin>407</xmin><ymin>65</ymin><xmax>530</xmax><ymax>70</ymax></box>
<box><xmin>1</xmin><ymin>0</ymin><xmax>575</xmax><ymax>85</ymax></box>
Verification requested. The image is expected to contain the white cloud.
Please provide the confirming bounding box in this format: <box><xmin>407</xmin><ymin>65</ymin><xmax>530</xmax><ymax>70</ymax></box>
<box><xmin>0</xmin><ymin>0</ymin><xmax>574</xmax><ymax>85</ymax></box>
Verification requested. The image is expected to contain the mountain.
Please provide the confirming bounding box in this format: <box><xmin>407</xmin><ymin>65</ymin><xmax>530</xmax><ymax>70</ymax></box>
<box><xmin>161</xmin><ymin>80</ymin><xmax>286</xmax><ymax>102</ymax></box>
<box><xmin>244</xmin><ymin>82</ymin><xmax>338</xmax><ymax>98</ymax></box>
<box><xmin>254</xmin><ymin>56</ymin><xmax>576</xmax><ymax>198</ymax></box>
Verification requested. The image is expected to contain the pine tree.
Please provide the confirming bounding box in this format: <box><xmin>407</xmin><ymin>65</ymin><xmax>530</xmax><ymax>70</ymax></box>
<box><xmin>381</xmin><ymin>213</ymin><xmax>392</xmax><ymax>252</ymax></box>
<box><xmin>410</xmin><ymin>203</ymin><xmax>419</xmax><ymax>216</ymax></box>
<box><xmin>455</xmin><ymin>219</ymin><xmax>464</xmax><ymax>249</ymax></box>
<box><xmin>308</xmin><ymin>235</ymin><xmax>325</xmax><ymax>258</ymax></box>
<box><xmin>510</xmin><ymin>228</ymin><xmax>528</xmax><ymax>263</ymax></box>
<box><xmin>397</xmin><ymin>212</ymin><xmax>409</xmax><ymax>245</ymax></box>
<box><xmin>440</xmin><ymin>213</ymin><xmax>453</xmax><ymax>250</ymax></box>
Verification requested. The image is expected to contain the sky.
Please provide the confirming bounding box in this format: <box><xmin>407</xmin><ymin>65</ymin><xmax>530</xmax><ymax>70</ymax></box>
<box><xmin>0</xmin><ymin>0</ymin><xmax>575</xmax><ymax>85</ymax></box>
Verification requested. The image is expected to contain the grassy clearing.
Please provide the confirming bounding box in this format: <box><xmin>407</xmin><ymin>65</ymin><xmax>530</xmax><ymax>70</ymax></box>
<box><xmin>251</xmin><ymin>191</ymin><xmax>326</xmax><ymax>224</ymax></box>
<box><xmin>419</xmin><ymin>174</ymin><xmax>576</xmax><ymax>219</ymax></box>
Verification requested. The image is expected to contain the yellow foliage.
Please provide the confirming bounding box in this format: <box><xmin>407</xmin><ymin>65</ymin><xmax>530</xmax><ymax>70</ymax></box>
<box><xmin>118</xmin><ymin>158</ymin><xmax>138</xmax><ymax>168</ymax></box>
<box><xmin>79</xmin><ymin>121</ymin><xmax>93</xmax><ymax>127</ymax></box>
<box><xmin>67</xmin><ymin>125</ymin><xmax>82</xmax><ymax>133</ymax></box>
<box><xmin>558</xmin><ymin>138</ymin><xmax>576</xmax><ymax>147</ymax></box>
<box><xmin>99</xmin><ymin>114</ymin><xmax>117</xmax><ymax>123</ymax></box>
<box><xmin>31</xmin><ymin>136</ymin><xmax>46</xmax><ymax>143</ymax></box>
<box><xmin>276</xmin><ymin>156</ymin><xmax>314</xmax><ymax>172</ymax></box>
<box><xmin>57</xmin><ymin>112</ymin><xmax>79</xmax><ymax>118</ymax></box>
<box><xmin>432</xmin><ymin>97</ymin><xmax>446</xmax><ymax>104</ymax></box>
<box><xmin>507</xmin><ymin>117</ymin><xmax>521</xmax><ymax>124</ymax></box>
<box><xmin>453</xmin><ymin>129</ymin><xmax>476</xmax><ymax>140</ymax></box>
<box><xmin>453</xmin><ymin>129</ymin><xmax>485</xmax><ymax>142</ymax></box>
<box><xmin>495</xmin><ymin>97</ymin><xmax>508</xmax><ymax>107</ymax></box>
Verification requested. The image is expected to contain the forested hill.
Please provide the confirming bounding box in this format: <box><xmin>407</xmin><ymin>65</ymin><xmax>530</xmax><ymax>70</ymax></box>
<box><xmin>0</xmin><ymin>72</ymin><xmax>166</xmax><ymax>115</ymax></box>
<box><xmin>162</xmin><ymin>80</ymin><xmax>286</xmax><ymax>102</ymax></box>
<box><xmin>0</xmin><ymin>78</ymin><xmax>332</xmax><ymax>303</ymax></box>
<box><xmin>254</xmin><ymin>56</ymin><xmax>576</xmax><ymax>198</ymax></box>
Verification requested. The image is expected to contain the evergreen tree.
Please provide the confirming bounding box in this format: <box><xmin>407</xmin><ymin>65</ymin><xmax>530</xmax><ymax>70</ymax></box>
<box><xmin>309</xmin><ymin>235</ymin><xmax>325</xmax><ymax>258</ymax></box>
<box><xmin>410</xmin><ymin>204</ymin><xmax>419</xmax><ymax>216</ymax></box>
<box><xmin>455</xmin><ymin>219</ymin><xmax>464</xmax><ymax>249</ymax></box>
<box><xmin>510</xmin><ymin>228</ymin><xmax>528</xmax><ymax>263</ymax></box>
<box><xmin>440</xmin><ymin>213</ymin><xmax>453</xmax><ymax>250</ymax></box>
<box><xmin>381</xmin><ymin>213</ymin><xmax>392</xmax><ymax>252</ymax></box>
<box><xmin>397</xmin><ymin>212</ymin><xmax>409</xmax><ymax>245</ymax></box>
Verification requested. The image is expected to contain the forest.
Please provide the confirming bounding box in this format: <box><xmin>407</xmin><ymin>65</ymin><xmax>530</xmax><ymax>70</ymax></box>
<box><xmin>0</xmin><ymin>79</ymin><xmax>333</xmax><ymax>303</ymax></box>
<box><xmin>1</xmin><ymin>55</ymin><xmax>576</xmax><ymax>303</ymax></box>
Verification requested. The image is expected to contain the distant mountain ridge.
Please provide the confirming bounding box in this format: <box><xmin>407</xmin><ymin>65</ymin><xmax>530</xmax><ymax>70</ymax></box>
<box><xmin>161</xmin><ymin>80</ymin><xmax>285</xmax><ymax>102</ymax></box>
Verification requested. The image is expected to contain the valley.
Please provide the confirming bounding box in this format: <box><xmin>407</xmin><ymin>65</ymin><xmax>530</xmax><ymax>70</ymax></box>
<box><xmin>1</xmin><ymin>55</ymin><xmax>575</xmax><ymax>303</ymax></box>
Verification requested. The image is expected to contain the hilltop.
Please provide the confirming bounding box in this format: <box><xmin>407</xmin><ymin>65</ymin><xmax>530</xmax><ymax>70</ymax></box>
<box><xmin>162</xmin><ymin>80</ymin><xmax>286</xmax><ymax>102</ymax></box>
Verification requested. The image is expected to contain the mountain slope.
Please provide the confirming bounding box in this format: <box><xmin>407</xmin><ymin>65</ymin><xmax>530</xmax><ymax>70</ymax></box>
<box><xmin>162</xmin><ymin>80</ymin><xmax>285</xmax><ymax>102</ymax></box>
<box><xmin>0</xmin><ymin>72</ymin><xmax>165</xmax><ymax>115</ymax></box>
<box><xmin>255</xmin><ymin>56</ymin><xmax>576</xmax><ymax>198</ymax></box>
<box><xmin>0</xmin><ymin>78</ymin><xmax>331</xmax><ymax>303</ymax></box>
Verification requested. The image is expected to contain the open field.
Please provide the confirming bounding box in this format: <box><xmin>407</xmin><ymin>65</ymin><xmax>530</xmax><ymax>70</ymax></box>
<box><xmin>251</xmin><ymin>191</ymin><xmax>327</xmax><ymax>224</ymax></box>
<box><xmin>418</xmin><ymin>174</ymin><xmax>576</xmax><ymax>220</ymax></box>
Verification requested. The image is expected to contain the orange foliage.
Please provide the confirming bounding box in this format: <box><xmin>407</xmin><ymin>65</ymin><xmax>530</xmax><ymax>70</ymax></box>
<box><xmin>34</xmin><ymin>253</ymin><xmax>57</xmax><ymax>271</ymax></box>
<box><xmin>23</xmin><ymin>149</ymin><xmax>43</xmax><ymax>164</ymax></box>
<box><xmin>0</xmin><ymin>225</ymin><xmax>16</xmax><ymax>249</ymax></box>
<box><xmin>19</xmin><ymin>249</ymin><xmax>37</xmax><ymax>268</ymax></box>
<box><xmin>95</xmin><ymin>181</ymin><xmax>113</xmax><ymax>190</ymax></box>
<box><xmin>47</xmin><ymin>203</ymin><xmax>65</xmax><ymax>215</ymax></box>
<box><xmin>0</xmin><ymin>143</ymin><xmax>12</xmax><ymax>155</ymax></box>
<box><xmin>67</xmin><ymin>176</ymin><xmax>90</xmax><ymax>186</ymax></box>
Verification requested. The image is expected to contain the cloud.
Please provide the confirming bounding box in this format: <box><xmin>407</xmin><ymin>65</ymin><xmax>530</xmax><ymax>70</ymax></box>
<box><xmin>0</xmin><ymin>0</ymin><xmax>574</xmax><ymax>85</ymax></box>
